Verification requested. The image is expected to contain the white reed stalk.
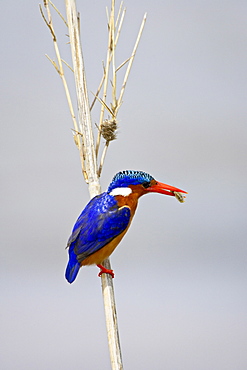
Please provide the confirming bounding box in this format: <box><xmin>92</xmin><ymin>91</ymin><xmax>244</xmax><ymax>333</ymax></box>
<box><xmin>115</xmin><ymin>12</ymin><xmax>147</xmax><ymax>116</ymax></box>
<box><xmin>95</xmin><ymin>0</ymin><xmax>115</xmax><ymax>157</ymax></box>
<box><xmin>65</xmin><ymin>1</ymin><xmax>123</xmax><ymax>369</ymax></box>
<box><xmin>65</xmin><ymin>0</ymin><xmax>99</xmax><ymax>193</ymax></box>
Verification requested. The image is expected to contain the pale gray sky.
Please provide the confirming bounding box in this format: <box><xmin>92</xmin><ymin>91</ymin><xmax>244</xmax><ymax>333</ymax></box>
<box><xmin>1</xmin><ymin>1</ymin><xmax>247</xmax><ymax>369</ymax></box>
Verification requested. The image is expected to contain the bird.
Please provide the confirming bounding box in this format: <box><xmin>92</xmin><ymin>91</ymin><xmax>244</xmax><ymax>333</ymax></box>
<box><xmin>65</xmin><ymin>170</ymin><xmax>187</xmax><ymax>283</ymax></box>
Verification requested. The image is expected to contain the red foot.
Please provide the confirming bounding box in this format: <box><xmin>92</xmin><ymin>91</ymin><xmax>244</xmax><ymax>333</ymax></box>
<box><xmin>97</xmin><ymin>264</ymin><xmax>115</xmax><ymax>278</ymax></box>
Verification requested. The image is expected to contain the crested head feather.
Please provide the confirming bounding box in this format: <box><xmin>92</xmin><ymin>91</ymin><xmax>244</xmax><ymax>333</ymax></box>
<box><xmin>107</xmin><ymin>170</ymin><xmax>155</xmax><ymax>193</ymax></box>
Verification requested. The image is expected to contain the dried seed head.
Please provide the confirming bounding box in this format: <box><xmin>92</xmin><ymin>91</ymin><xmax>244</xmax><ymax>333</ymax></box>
<box><xmin>101</xmin><ymin>119</ymin><xmax>117</xmax><ymax>142</ymax></box>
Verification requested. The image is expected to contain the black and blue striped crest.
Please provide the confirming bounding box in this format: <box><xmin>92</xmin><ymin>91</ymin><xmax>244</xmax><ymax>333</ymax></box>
<box><xmin>107</xmin><ymin>170</ymin><xmax>155</xmax><ymax>192</ymax></box>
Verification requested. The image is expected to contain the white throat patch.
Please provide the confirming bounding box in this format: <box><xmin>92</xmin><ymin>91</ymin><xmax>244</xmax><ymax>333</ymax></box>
<box><xmin>110</xmin><ymin>187</ymin><xmax>132</xmax><ymax>197</ymax></box>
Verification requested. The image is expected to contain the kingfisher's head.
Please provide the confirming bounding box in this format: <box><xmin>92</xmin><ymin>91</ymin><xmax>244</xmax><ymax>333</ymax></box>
<box><xmin>107</xmin><ymin>170</ymin><xmax>187</xmax><ymax>202</ymax></box>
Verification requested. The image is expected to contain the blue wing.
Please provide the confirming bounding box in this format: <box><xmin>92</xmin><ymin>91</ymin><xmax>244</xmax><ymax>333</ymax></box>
<box><xmin>65</xmin><ymin>193</ymin><xmax>130</xmax><ymax>283</ymax></box>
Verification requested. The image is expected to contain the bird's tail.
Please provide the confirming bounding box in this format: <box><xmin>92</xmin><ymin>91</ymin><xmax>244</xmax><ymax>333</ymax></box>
<box><xmin>65</xmin><ymin>248</ymin><xmax>80</xmax><ymax>284</ymax></box>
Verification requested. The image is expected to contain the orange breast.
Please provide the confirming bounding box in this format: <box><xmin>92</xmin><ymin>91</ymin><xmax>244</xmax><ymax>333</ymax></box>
<box><xmin>80</xmin><ymin>224</ymin><xmax>130</xmax><ymax>266</ymax></box>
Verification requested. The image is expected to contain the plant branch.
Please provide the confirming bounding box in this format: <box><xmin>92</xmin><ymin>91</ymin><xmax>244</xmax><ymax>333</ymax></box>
<box><xmin>94</xmin><ymin>4</ymin><xmax>146</xmax><ymax>175</ymax></box>
<box><xmin>95</xmin><ymin>0</ymin><xmax>115</xmax><ymax>158</ymax></box>
<box><xmin>115</xmin><ymin>12</ymin><xmax>147</xmax><ymax>116</ymax></box>
<box><xmin>65</xmin><ymin>2</ymin><xmax>122</xmax><ymax>369</ymax></box>
<box><xmin>40</xmin><ymin>0</ymin><xmax>87</xmax><ymax>180</ymax></box>
<box><xmin>65</xmin><ymin>0</ymin><xmax>99</xmax><ymax>192</ymax></box>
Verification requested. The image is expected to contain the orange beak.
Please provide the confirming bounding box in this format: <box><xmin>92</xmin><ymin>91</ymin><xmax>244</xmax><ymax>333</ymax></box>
<box><xmin>147</xmin><ymin>181</ymin><xmax>187</xmax><ymax>198</ymax></box>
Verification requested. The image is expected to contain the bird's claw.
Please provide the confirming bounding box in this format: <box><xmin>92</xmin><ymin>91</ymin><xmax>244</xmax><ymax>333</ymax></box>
<box><xmin>97</xmin><ymin>264</ymin><xmax>115</xmax><ymax>278</ymax></box>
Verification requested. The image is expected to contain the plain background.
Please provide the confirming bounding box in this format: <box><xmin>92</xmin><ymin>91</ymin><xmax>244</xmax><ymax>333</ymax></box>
<box><xmin>1</xmin><ymin>1</ymin><xmax>247</xmax><ymax>369</ymax></box>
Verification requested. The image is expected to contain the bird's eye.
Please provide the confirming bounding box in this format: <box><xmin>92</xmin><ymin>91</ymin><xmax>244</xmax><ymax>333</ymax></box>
<box><xmin>142</xmin><ymin>181</ymin><xmax>150</xmax><ymax>189</ymax></box>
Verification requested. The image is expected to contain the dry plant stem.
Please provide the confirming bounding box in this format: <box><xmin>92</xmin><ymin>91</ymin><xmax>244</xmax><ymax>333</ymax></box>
<box><xmin>41</xmin><ymin>1</ymin><xmax>75</xmax><ymax>128</ymax></box>
<box><xmin>49</xmin><ymin>0</ymin><xmax>68</xmax><ymax>26</ymax></box>
<box><xmin>90</xmin><ymin>6</ymin><xmax>125</xmax><ymax>112</ymax></box>
<box><xmin>101</xmin><ymin>259</ymin><xmax>123</xmax><ymax>370</ymax></box>
<box><xmin>115</xmin><ymin>12</ymin><xmax>147</xmax><ymax>116</ymax></box>
<box><xmin>65</xmin><ymin>1</ymin><xmax>123</xmax><ymax>369</ymax></box>
<box><xmin>40</xmin><ymin>0</ymin><xmax>87</xmax><ymax>180</ymax></box>
<box><xmin>115</xmin><ymin>1</ymin><xmax>123</xmax><ymax>28</ymax></box>
<box><xmin>96</xmin><ymin>8</ymin><xmax>146</xmax><ymax>172</ymax></box>
<box><xmin>96</xmin><ymin>0</ymin><xmax>115</xmax><ymax>158</ymax></box>
<box><xmin>111</xmin><ymin>22</ymin><xmax>117</xmax><ymax>111</ymax></box>
<box><xmin>65</xmin><ymin>0</ymin><xmax>99</xmax><ymax>192</ymax></box>
<box><xmin>98</xmin><ymin>141</ymin><xmax>109</xmax><ymax>177</ymax></box>
<box><xmin>115</xmin><ymin>6</ymin><xmax>126</xmax><ymax>47</ymax></box>
<box><xmin>90</xmin><ymin>68</ymin><xmax>105</xmax><ymax>111</ymax></box>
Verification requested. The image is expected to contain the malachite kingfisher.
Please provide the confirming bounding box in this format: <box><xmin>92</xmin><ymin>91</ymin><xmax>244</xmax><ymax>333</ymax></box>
<box><xmin>65</xmin><ymin>170</ymin><xmax>187</xmax><ymax>283</ymax></box>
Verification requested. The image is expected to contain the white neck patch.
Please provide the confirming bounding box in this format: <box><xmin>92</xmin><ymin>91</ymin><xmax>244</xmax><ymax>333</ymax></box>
<box><xmin>110</xmin><ymin>187</ymin><xmax>132</xmax><ymax>197</ymax></box>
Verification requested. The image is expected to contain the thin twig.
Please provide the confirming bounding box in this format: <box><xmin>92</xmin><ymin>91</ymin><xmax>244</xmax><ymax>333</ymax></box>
<box><xmin>115</xmin><ymin>6</ymin><xmax>126</xmax><ymax>47</ymax></box>
<box><xmin>49</xmin><ymin>0</ymin><xmax>68</xmax><ymax>26</ymax></box>
<box><xmin>94</xmin><ymin>94</ymin><xmax>115</xmax><ymax>116</ymax></box>
<box><xmin>111</xmin><ymin>11</ymin><xmax>117</xmax><ymax>114</ymax></box>
<box><xmin>95</xmin><ymin>0</ymin><xmax>115</xmax><ymax>158</ymax></box>
<box><xmin>61</xmin><ymin>59</ymin><xmax>74</xmax><ymax>72</ymax></box>
<box><xmin>40</xmin><ymin>0</ymin><xmax>87</xmax><ymax>180</ymax></box>
<box><xmin>45</xmin><ymin>54</ymin><xmax>60</xmax><ymax>72</ymax></box>
<box><xmin>115</xmin><ymin>12</ymin><xmax>147</xmax><ymax>116</ymax></box>
<box><xmin>115</xmin><ymin>1</ymin><xmax>123</xmax><ymax>28</ymax></box>
<box><xmin>115</xmin><ymin>56</ymin><xmax>131</xmax><ymax>73</ymax></box>
<box><xmin>98</xmin><ymin>141</ymin><xmax>109</xmax><ymax>177</ymax></box>
<box><xmin>91</xmin><ymin>4</ymin><xmax>125</xmax><ymax>113</ymax></box>
<box><xmin>39</xmin><ymin>3</ymin><xmax>56</xmax><ymax>40</ymax></box>
<box><xmin>90</xmin><ymin>62</ymin><xmax>105</xmax><ymax>110</ymax></box>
